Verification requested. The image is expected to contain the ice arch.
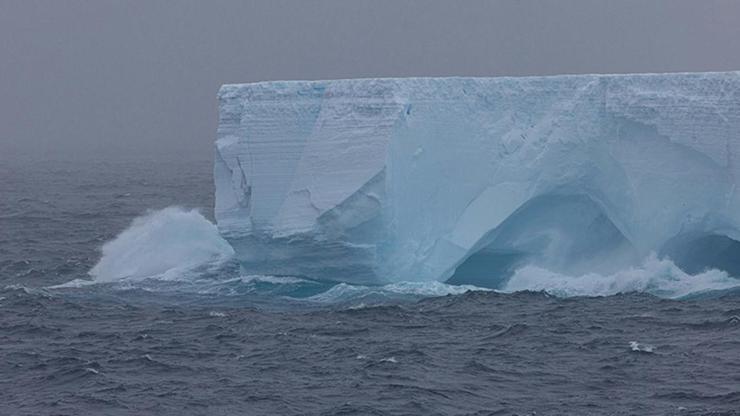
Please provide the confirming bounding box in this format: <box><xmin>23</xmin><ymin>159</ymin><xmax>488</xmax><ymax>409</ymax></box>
<box><xmin>446</xmin><ymin>194</ymin><xmax>638</xmax><ymax>288</ymax></box>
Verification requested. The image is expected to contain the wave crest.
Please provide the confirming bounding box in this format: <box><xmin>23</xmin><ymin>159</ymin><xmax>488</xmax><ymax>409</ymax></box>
<box><xmin>502</xmin><ymin>254</ymin><xmax>740</xmax><ymax>298</ymax></box>
<box><xmin>89</xmin><ymin>207</ymin><xmax>234</xmax><ymax>282</ymax></box>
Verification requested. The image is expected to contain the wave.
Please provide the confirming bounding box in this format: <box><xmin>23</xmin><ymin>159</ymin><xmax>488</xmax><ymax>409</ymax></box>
<box><xmin>306</xmin><ymin>281</ymin><xmax>489</xmax><ymax>304</ymax></box>
<box><xmin>88</xmin><ymin>206</ymin><xmax>234</xmax><ymax>283</ymax></box>
<box><xmin>501</xmin><ymin>254</ymin><xmax>740</xmax><ymax>299</ymax></box>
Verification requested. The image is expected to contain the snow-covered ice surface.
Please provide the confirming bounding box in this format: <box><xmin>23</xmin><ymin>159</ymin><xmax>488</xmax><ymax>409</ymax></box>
<box><xmin>215</xmin><ymin>72</ymin><xmax>740</xmax><ymax>287</ymax></box>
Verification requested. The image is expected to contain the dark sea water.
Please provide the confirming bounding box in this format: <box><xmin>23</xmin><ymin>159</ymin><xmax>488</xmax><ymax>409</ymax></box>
<box><xmin>1</xmin><ymin>159</ymin><xmax>740</xmax><ymax>416</ymax></box>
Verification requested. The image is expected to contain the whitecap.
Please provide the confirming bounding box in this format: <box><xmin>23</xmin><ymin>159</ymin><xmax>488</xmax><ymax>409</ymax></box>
<box><xmin>629</xmin><ymin>341</ymin><xmax>655</xmax><ymax>353</ymax></box>
<box><xmin>502</xmin><ymin>254</ymin><xmax>740</xmax><ymax>299</ymax></box>
<box><xmin>307</xmin><ymin>280</ymin><xmax>489</xmax><ymax>303</ymax></box>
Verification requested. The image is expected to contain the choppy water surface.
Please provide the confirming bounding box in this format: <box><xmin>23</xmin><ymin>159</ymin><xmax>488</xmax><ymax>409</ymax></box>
<box><xmin>1</xmin><ymin>159</ymin><xmax>739</xmax><ymax>415</ymax></box>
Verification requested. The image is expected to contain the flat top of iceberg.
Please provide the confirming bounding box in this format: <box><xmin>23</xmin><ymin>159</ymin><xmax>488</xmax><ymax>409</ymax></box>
<box><xmin>219</xmin><ymin>70</ymin><xmax>740</xmax><ymax>95</ymax></box>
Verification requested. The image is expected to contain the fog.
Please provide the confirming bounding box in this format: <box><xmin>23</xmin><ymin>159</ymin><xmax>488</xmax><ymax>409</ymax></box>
<box><xmin>1</xmin><ymin>0</ymin><xmax>739</xmax><ymax>161</ymax></box>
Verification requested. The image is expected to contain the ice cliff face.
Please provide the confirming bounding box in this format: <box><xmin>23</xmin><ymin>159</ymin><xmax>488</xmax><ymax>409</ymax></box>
<box><xmin>214</xmin><ymin>72</ymin><xmax>740</xmax><ymax>286</ymax></box>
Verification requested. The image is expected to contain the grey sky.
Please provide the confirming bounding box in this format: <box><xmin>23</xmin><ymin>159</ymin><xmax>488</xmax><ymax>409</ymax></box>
<box><xmin>1</xmin><ymin>0</ymin><xmax>740</xmax><ymax>161</ymax></box>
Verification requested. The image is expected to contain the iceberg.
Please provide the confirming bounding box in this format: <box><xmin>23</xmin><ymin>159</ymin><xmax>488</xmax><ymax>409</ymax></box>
<box><xmin>214</xmin><ymin>72</ymin><xmax>740</xmax><ymax>287</ymax></box>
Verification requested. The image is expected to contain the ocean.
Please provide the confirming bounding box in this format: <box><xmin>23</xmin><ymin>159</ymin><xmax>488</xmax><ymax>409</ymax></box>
<box><xmin>1</xmin><ymin>159</ymin><xmax>739</xmax><ymax>416</ymax></box>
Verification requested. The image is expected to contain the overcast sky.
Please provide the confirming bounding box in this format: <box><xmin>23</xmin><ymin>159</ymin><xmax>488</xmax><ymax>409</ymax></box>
<box><xmin>1</xmin><ymin>0</ymin><xmax>740</xmax><ymax>161</ymax></box>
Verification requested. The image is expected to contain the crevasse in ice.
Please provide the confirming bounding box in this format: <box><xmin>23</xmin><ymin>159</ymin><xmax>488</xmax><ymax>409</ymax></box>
<box><xmin>214</xmin><ymin>72</ymin><xmax>740</xmax><ymax>287</ymax></box>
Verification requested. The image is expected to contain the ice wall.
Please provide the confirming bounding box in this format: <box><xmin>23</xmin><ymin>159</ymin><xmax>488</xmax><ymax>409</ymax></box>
<box><xmin>214</xmin><ymin>72</ymin><xmax>740</xmax><ymax>286</ymax></box>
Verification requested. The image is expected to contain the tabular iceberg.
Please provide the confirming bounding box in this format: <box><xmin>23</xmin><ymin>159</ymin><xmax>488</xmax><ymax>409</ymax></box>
<box><xmin>214</xmin><ymin>72</ymin><xmax>740</xmax><ymax>287</ymax></box>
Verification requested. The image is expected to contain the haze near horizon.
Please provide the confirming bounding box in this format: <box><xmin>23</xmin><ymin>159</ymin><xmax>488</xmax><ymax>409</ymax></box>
<box><xmin>1</xmin><ymin>0</ymin><xmax>739</xmax><ymax>161</ymax></box>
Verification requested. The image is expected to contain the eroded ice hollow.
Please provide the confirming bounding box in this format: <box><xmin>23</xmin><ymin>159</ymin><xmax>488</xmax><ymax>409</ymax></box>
<box><xmin>214</xmin><ymin>72</ymin><xmax>740</xmax><ymax>287</ymax></box>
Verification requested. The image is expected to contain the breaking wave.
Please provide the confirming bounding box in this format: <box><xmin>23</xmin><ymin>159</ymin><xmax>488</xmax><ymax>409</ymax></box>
<box><xmin>306</xmin><ymin>281</ymin><xmax>489</xmax><ymax>304</ymax></box>
<box><xmin>89</xmin><ymin>206</ymin><xmax>234</xmax><ymax>282</ymax></box>
<box><xmin>502</xmin><ymin>254</ymin><xmax>740</xmax><ymax>299</ymax></box>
